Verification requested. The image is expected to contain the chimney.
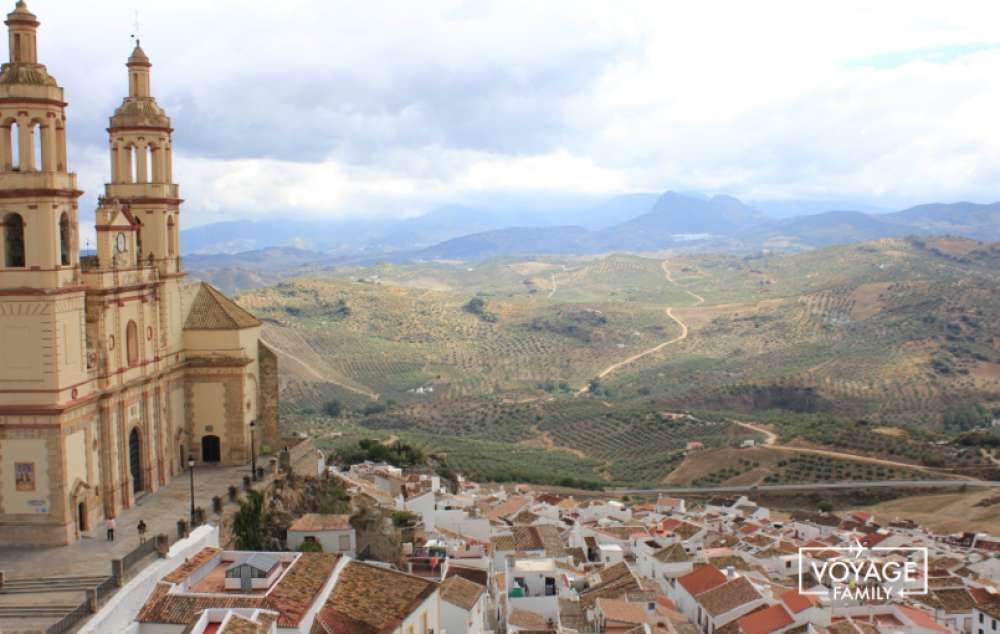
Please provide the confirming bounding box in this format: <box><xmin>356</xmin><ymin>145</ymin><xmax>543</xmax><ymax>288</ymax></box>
<box><xmin>725</xmin><ymin>565</ymin><xmax>735</xmax><ymax>580</ymax></box>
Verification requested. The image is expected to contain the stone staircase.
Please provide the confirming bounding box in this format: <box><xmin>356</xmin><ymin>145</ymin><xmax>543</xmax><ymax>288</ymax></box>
<box><xmin>0</xmin><ymin>575</ymin><xmax>107</xmax><ymax>595</ymax></box>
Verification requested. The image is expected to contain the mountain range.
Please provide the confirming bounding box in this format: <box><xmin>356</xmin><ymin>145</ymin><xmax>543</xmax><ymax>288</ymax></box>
<box><xmin>181</xmin><ymin>192</ymin><xmax>1000</xmax><ymax>290</ymax></box>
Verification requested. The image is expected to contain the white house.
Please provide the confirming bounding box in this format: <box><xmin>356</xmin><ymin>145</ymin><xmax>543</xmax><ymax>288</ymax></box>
<box><xmin>286</xmin><ymin>514</ymin><xmax>356</xmax><ymax>556</ymax></box>
<box><xmin>440</xmin><ymin>575</ymin><xmax>488</xmax><ymax>634</ymax></box>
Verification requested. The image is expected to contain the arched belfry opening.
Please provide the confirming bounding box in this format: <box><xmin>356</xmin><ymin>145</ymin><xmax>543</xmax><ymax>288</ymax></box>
<box><xmin>2</xmin><ymin>212</ymin><xmax>25</xmax><ymax>267</ymax></box>
<box><xmin>59</xmin><ymin>212</ymin><xmax>70</xmax><ymax>265</ymax></box>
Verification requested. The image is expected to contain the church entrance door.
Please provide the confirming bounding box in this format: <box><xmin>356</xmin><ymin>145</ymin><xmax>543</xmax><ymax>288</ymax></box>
<box><xmin>77</xmin><ymin>501</ymin><xmax>87</xmax><ymax>533</ymax></box>
<box><xmin>202</xmin><ymin>435</ymin><xmax>221</xmax><ymax>463</ymax></box>
<box><xmin>129</xmin><ymin>427</ymin><xmax>143</xmax><ymax>493</ymax></box>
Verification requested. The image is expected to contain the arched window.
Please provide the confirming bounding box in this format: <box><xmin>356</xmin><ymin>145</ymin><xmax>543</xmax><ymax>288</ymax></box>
<box><xmin>145</xmin><ymin>145</ymin><xmax>154</xmax><ymax>182</ymax></box>
<box><xmin>59</xmin><ymin>212</ymin><xmax>70</xmax><ymax>266</ymax></box>
<box><xmin>126</xmin><ymin>320</ymin><xmax>139</xmax><ymax>367</ymax></box>
<box><xmin>129</xmin><ymin>145</ymin><xmax>138</xmax><ymax>183</ymax></box>
<box><xmin>167</xmin><ymin>215</ymin><xmax>176</xmax><ymax>256</ymax></box>
<box><xmin>31</xmin><ymin>122</ymin><xmax>42</xmax><ymax>171</ymax></box>
<box><xmin>135</xmin><ymin>218</ymin><xmax>143</xmax><ymax>265</ymax></box>
<box><xmin>9</xmin><ymin>122</ymin><xmax>20</xmax><ymax>170</ymax></box>
<box><xmin>3</xmin><ymin>212</ymin><xmax>25</xmax><ymax>267</ymax></box>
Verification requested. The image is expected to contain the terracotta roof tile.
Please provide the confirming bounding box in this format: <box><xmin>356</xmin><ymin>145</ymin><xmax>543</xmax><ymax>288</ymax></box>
<box><xmin>184</xmin><ymin>282</ymin><xmax>261</xmax><ymax>330</ymax></box>
<box><xmin>677</xmin><ymin>565</ymin><xmax>727</xmax><ymax>598</ymax></box>
<box><xmin>779</xmin><ymin>589</ymin><xmax>818</xmax><ymax>614</ymax></box>
<box><xmin>579</xmin><ymin>563</ymin><xmax>641</xmax><ymax>610</ymax></box>
<box><xmin>653</xmin><ymin>543</ymin><xmax>689</xmax><ymax>563</ymax></box>
<box><xmin>319</xmin><ymin>560</ymin><xmax>437</xmax><ymax>633</ymax></box>
<box><xmin>508</xmin><ymin>608</ymin><xmax>551</xmax><ymax>630</ymax></box>
<box><xmin>137</xmin><ymin>552</ymin><xmax>340</xmax><ymax>628</ymax></box>
<box><xmin>596</xmin><ymin>598</ymin><xmax>647</xmax><ymax>625</ymax></box>
<box><xmin>696</xmin><ymin>576</ymin><xmax>761</xmax><ymax>617</ymax></box>
<box><xmin>439</xmin><ymin>575</ymin><xmax>485</xmax><ymax>610</ymax></box>
<box><xmin>487</xmin><ymin>496</ymin><xmax>528</xmax><ymax>521</ymax></box>
<box><xmin>289</xmin><ymin>513</ymin><xmax>353</xmax><ymax>532</ymax></box>
<box><xmin>736</xmin><ymin>604</ymin><xmax>793</xmax><ymax>634</ymax></box>
<box><xmin>162</xmin><ymin>546</ymin><xmax>221</xmax><ymax>583</ymax></box>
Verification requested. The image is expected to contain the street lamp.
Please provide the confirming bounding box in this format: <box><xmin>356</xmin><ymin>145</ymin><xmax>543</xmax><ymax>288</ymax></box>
<box><xmin>188</xmin><ymin>458</ymin><xmax>196</xmax><ymax>527</ymax></box>
<box><xmin>249</xmin><ymin>420</ymin><xmax>257</xmax><ymax>481</ymax></box>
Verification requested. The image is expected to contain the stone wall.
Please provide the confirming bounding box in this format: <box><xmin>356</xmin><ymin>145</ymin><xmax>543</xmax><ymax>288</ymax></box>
<box><xmin>257</xmin><ymin>341</ymin><xmax>280</xmax><ymax>453</ymax></box>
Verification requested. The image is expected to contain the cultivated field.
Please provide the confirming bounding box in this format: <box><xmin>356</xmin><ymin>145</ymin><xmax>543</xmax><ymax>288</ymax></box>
<box><xmin>242</xmin><ymin>237</ymin><xmax>1000</xmax><ymax>487</ymax></box>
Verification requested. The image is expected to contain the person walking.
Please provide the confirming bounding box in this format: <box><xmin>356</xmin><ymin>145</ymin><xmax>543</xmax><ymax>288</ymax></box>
<box><xmin>106</xmin><ymin>516</ymin><xmax>116</xmax><ymax>541</ymax></box>
<box><xmin>137</xmin><ymin>519</ymin><xmax>147</xmax><ymax>544</ymax></box>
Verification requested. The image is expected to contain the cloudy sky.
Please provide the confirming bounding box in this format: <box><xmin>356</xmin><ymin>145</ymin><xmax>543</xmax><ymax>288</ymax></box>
<box><xmin>29</xmin><ymin>0</ymin><xmax>1000</xmax><ymax>232</ymax></box>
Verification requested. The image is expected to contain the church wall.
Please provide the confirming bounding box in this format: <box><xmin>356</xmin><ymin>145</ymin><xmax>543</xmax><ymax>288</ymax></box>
<box><xmin>188</xmin><ymin>381</ymin><xmax>224</xmax><ymax>462</ymax></box>
<box><xmin>170</xmin><ymin>380</ymin><xmax>185</xmax><ymax>466</ymax></box>
<box><xmin>1</xmin><ymin>437</ymin><xmax>51</xmax><ymax>514</ymax></box>
<box><xmin>0</xmin><ymin>299</ymin><xmax>48</xmax><ymax>385</ymax></box>
<box><xmin>65</xmin><ymin>429</ymin><xmax>86</xmax><ymax>488</ymax></box>
<box><xmin>182</xmin><ymin>328</ymin><xmax>242</xmax><ymax>355</ymax></box>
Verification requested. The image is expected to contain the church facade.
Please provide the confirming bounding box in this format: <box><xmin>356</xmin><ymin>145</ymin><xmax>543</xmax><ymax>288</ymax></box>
<box><xmin>0</xmin><ymin>2</ymin><xmax>279</xmax><ymax>545</ymax></box>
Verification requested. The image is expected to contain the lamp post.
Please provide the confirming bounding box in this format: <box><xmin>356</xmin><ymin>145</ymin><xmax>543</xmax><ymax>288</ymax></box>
<box><xmin>249</xmin><ymin>420</ymin><xmax>257</xmax><ymax>481</ymax></box>
<box><xmin>188</xmin><ymin>458</ymin><xmax>195</xmax><ymax>527</ymax></box>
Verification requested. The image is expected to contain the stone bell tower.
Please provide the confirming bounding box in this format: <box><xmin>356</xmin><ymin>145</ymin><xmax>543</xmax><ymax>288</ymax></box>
<box><xmin>0</xmin><ymin>0</ymin><xmax>87</xmax><ymax>405</ymax></box>
<box><xmin>0</xmin><ymin>1</ymin><xmax>93</xmax><ymax>546</ymax></box>
<box><xmin>103</xmin><ymin>40</ymin><xmax>185</xmax><ymax>357</ymax></box>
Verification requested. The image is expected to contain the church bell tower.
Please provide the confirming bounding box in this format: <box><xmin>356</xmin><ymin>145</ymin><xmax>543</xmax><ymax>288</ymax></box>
<box><xmin>0</xmin><ymin>0</ymin><xmax>87</xmax><ymax>405</ymax></box>
<box><xmin>100</xmin><ymin>40</ymin><xmax>185</xmax><ymax>357</ymax></box>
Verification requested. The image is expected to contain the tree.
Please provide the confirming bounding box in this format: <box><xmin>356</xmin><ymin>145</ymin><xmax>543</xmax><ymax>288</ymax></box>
<box><xmin>231</xmin><ymin>490</ymin><xmax>272</xmax><ymax>551</ymax></box>
<box><xmin>323</xmin><ymin>400</ymin><xmax>342</xmax><ymax>418</ymax></box>
<box><xmin>297</xmin><ymin>539</ymin><xmax>323</xmax><ymax>552</ymax></box>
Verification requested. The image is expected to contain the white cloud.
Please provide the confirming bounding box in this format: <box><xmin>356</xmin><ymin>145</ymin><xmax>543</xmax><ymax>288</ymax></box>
<box><xmin>26</xmin><ymin>0</ymin><xmax>1000</xmax><ymax>224</ymax></box>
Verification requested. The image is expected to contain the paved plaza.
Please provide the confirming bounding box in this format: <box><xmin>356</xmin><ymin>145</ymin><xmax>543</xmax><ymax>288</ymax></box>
<box><xmin>0</xmin><ymin>463</ymin><xmax>259</xmax><ymax>580</ymax></box>
<box><xmin>0</xmin><ymin>464</ymin><xmax>268</xmax><ymax>632</ymax></box>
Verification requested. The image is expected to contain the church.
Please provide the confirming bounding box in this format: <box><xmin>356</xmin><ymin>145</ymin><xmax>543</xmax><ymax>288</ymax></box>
<box><xmin>0</xmin><ymin>2</ymin><xmax>280</xmax><ymax>545</ymax></box>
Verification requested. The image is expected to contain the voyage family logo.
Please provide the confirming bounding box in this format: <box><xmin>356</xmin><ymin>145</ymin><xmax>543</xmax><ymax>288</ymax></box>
<box><xmin>798</xmin><ymin>540</ymin><xmax>928</xmax><ymax>601</ymax></box>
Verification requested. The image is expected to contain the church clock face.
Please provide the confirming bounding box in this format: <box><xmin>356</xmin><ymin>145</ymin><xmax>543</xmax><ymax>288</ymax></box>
<box><xmin>115</xmin><ymin>232</ymin><xmax>126</xmax><ymax>253</ymax></box>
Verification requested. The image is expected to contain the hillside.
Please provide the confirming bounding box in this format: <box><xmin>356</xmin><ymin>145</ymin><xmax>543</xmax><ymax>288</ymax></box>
<box><xmin>240</xmin><ymin>237</ymin><xmax>1000</xmax><ymax>487</ymax></box>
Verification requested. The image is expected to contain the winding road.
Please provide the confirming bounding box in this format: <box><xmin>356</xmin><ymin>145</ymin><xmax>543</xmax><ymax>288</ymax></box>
<box><xmin>577</xmin><ymin>260</ymin><xmax>704</xmax><ymax>395</ymax></box>
<box><xmin>613</xmin><ymin>479</ymin><xmax>998</xmax><ymax>495</ymax></box>
<box><xmin>727</xmin><ymin>419</ymin><xmax>977</xmax><ymax>479</ymax></box>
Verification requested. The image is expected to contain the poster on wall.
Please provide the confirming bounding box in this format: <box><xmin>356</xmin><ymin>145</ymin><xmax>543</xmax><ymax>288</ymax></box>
<box><xmin>15</xmin><ymin>462</ymin><xmax>35</xmax><ymax>492</ymax></box>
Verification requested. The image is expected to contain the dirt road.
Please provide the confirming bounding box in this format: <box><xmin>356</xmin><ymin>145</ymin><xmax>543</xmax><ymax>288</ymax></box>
<box><xmin>576</xmin><ymin>260</ymin><xmax>703</xmax><ymax>395</ymax></box>
<box><xmin>730</xmin><ymin>420</ymin><xmax>973</xmax><ymax>479</ymax></box>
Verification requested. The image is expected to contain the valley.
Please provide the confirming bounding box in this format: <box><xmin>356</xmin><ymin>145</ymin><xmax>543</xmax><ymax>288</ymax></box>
<box><xmin>236</xmin><ymin>236</ymin><xmax>1000</xmax><ymax>489</ymax></box>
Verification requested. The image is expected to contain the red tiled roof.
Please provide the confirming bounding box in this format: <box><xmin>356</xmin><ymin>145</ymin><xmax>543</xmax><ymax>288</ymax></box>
<box><xmin>596</xmin><ymin>598</ymin><xmax>648</xmax><ymax>625</ymax></box>
<box><xmin>737</xmin><ymin>604</ymin><xmax>794</xmax><ymax>634</ymax></box>
<box><xmin>858</xmin><ymin>532</ymin><xmax>889</xmax><ymax>548</ymax></box>
<box><xmin>137</xmin><ymin>553</ymin><xmax>340</xmax><ymax>628</ymax></box>
<box><xmin>780</xmin><ymin>589</ymin><xmax>818</xmax><ymax>614</ymax></box>
<box><xmin>696</xmin><ymin>576</ymin><xmax>761</xmax><ymax>617</ymax></box>
<box><xmin>289</xmin><ymin>514</ymin><xmax>352</xmax><ymax>532</ymax></box>
<box><xmin>677</xmin><ymin>565</ymin><xmax>726</xmax><ymax>598</ymax></box>
<box><xmin>898</xmin><ymin>606</ymin><xmax>949</xmax><ymax>633</ymax></box>
<box><xmin>163</xmin><ymin>547</ymin><xmax>221</xmax><ymax>583</ymax></box>
<box><xmin>439</xmin><ymin>575</ymin><xmax>485</xmax><ymax>611</ymax></box>
<box><xmin>318</xmin><ymin>560</ymin><xmax>437</xmax><ymax>633</ymax></box>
